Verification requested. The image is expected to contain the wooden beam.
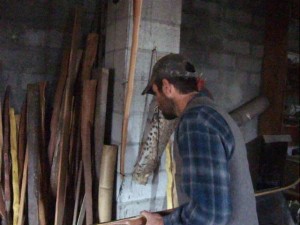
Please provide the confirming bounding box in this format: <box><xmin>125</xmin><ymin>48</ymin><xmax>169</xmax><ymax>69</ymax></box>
<box><xmin>27</xmin><ymin>84</ymin><xmax>41</xmax><ymax>225</ymax></box>
<box><xmin>258</xmin><ymin>0</ymin><xmax>289</xmax><ymax>135</ymax></box>
<box><xmin>81</xmin><ymin>80</ymin><xmax>97</xmax><ymax>225</ymax></box>
<box><xmin>3</xmin><ymin>87</ymin><xmax>12</xmax><ymax>223</ymax></box>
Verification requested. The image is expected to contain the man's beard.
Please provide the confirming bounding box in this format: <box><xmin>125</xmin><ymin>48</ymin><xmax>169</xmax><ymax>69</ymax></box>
<box><xmin>160</xmin><ymin>95</ymin><xmax>177</xmax><ymax>120</ymax></box>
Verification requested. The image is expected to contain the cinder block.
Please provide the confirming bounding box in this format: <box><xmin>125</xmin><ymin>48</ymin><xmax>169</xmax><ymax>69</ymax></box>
<box><xmin>251</xmin><ymin>44</ymin><xmax>264</xmax><ymax>58</ymax></box>
<box><xmin>202</xmin><ymin>67</ymin><xmax>220</xmax><ymax>82</ymax></box>
<box><xmin>236</xmin><ymin>56</ymin><xmax>262</xmax><ymax>73</ymax></box>
<box><xmin>106</xmin><ymin>0</ymin><xmax>130</xmax><ymax>26</ymax></box>
<box><xmin>47</xmin><ymin>30</ymin><xmax>63</xmax><ymax>48</ymax></box>
<box><xmin>138</xmin><ymin>20</ymin><xmax>180</xmax><ymax>52</ymax></box>
<box><xmin>134</xmin><ymin>49</ymin><xmax>153</xmax><ymax>82</ymax></box>
<box><xmin>208</xmin><ymin>52</ymin><xmax>236</xmax><ymax>69</ymax></box>
<box><xmin>115</xmin><ymin>171</ymin><xmax>167</xmax><ymax>203</ymax></box>
<box><xmin>1</xmin><ymin>2</ymin><xmax>50</xmax><ymax>28</ymax></box>
<box><xmin>117</xmin><ymin>197</ymin><xmax>166</xmax><ymax>219</ymax></box>
<box><xmin>105</xmin><ymin>18</ymin><xmax>130</xmax><ymax>52</ymax></box>
<box><xmin>1</xmin><ymin>70</ymin><xmax>19</xmax><ymax>90</ymax></box>
<box><xmin>252</xmin><ymin>16</ymin><xmax>265</xmax><ymax>28</ymax></box>
<box><xmin>20</xmin><ymin>73</ymin><xmax>51</xmax><ymax>90</ymax></box>
<box><xmin>111</xmin><ymin>112</ymin><xmax>123</xmax><ymax>144</ymax></box>
<box><xmin>194</xmin><ymin>1</ymin><xmax>220</xmax><ymax>19</ymax></box>
<box><xmin>225</xmin><ymin>9</ymin><xmax>252</xmax><ymax>24</ymax></box>
<box><xmin>23</xmin><ymin>29</ymin><xmax>46</xmax><ymax>47</ymax></box>
<box><xmin>142</xmin><ymin>0</ymin><xmax>182</xmax><ymax>25</ymax></box>
<box><xmin>0</xmin><ymin>47</ymin><xmax>46</xmax><ymax>74</ymax></box>
<box><xmin>223</xmin><ymin>39</ymin><xmax>250</xmax><ymax>55</ymax></box>
<box><xmin>238</xmin><ymin>27</ymin><xmax>264</xmax><ymax>44</ymax></box>
<box><xmin>249</xmin><ymin>73</ymin><xmax>261</xmax><ymax>87</ymax></box>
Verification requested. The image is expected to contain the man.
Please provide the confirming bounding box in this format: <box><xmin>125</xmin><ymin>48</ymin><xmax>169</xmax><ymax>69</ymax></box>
<box><xmin>140</xmin><ymin>54</ymin><xmax>258</xmax><ymax>225</ymax></box>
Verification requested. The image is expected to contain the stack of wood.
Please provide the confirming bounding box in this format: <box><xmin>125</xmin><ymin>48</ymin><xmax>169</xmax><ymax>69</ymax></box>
<box><xmin>0</xmin><ymin>8</ymin><xmax>117</xmax><ymax>225</ymax></box>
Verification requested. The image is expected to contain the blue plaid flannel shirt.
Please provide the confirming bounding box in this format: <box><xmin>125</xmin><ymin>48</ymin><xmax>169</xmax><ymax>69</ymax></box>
<box><xmin>163</xmin><ymin>103</ymin><xmax>235</xmax><ymax>225</ymax></box>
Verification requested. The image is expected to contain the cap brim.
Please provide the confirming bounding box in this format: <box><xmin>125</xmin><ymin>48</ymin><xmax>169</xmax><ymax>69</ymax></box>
<box><xmin>141</xmin><ymin>83</ymin><xmax>154</xmax><ymax>95</ymax></box>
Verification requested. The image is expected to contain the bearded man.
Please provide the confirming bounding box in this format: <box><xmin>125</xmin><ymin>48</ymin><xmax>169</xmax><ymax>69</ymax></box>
<box><xmin>140</xmin><ymin>54</ymin><xmax>258</xmax><ymax>225</ymax></box>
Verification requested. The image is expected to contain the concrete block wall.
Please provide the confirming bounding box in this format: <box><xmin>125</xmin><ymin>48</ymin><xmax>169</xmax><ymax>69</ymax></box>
<box><xmin>0</xmin><ymin>1</ymin><xmax>98</xmax><ymax>113</ymax></box>
<box><xmin>180</xmin><ymin>0</ymin><xmax>266</xmax><ymax>143</ymax></box>
<box><xmin>104</xmin><ymin>0</ymin><xmax>182</xmax><ymax>219</ymax></box>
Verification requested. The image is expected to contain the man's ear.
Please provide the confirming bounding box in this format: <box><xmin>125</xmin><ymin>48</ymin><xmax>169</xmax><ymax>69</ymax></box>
<box><xmin>162</xmin><ymin>79</ymin><xmax>174</xmax><ymax>97</ymax></box>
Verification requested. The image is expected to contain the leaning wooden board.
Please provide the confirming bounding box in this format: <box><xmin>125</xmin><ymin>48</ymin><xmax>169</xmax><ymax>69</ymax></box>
<box><xmin>27</xmin><ymin>84</ymin><xmax>41</xmax><ymax>225</ymax></box>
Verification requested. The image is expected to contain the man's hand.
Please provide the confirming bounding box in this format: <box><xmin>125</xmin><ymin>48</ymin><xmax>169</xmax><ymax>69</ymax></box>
<box><xmin>141</xmin><ymin>210</ymin><xmax>164</xmax><ymax>225</ymax></box>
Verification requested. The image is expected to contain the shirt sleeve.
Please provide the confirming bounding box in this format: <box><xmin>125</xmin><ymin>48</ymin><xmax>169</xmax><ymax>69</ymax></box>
<box><xmin>163</xmin><ymin>112</ymin><xmax>232</xmax><ymax>225</ymax></box>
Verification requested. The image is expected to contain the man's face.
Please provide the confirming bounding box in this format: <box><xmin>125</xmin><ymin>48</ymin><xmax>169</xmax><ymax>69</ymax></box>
<box><xmin>152</xmin><ymin>84</ymin><xmax>177</xmax><ymax>120</ymax></box>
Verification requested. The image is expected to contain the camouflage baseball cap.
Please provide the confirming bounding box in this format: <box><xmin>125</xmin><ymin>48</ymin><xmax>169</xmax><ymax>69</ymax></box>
<box><xmin>141</xmin><ymin>53</ymin><xmax>197</xmax><ymax>95</ymax></box>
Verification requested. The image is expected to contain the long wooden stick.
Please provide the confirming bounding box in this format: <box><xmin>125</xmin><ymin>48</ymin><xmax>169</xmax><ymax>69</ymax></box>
<box><xmin>10</xmin><ymin>108</ymin><xmax>20</xmax><ymax>225</ymax></box>
<box><xmin>120</xmin><ymin>0</ymin><xmax>143</xmax><ymax>177</ymax></box>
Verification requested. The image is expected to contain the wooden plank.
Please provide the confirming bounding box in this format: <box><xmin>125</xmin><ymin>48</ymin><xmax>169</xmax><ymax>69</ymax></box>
<box><xmin>48</xmin><ymin>50</ymin><xmax>70</xmax><ymax>166</ymax></box>
<box><xmin>3</xmin><ymin>87</ymin><xmax>12</xmax><ymax>223</ymax></box>
<box><xmin>17</xmin><ymin>149</ymin><xmax>28</xmax><ymax>225</ymax></box>
<box><xmin>54</xmin><ymin>8</ymin><xmax>82</xmax><ymax>225</ymax></box>
<box><xmin>81</xmin><ymin>80</ymin><xmax>97</xmax><ymax>225</ymax></box>
<box><xmin>0</xmin><ymin>101</ymin><xmax>3</xmax><ymax>183</ymax></box>
<box><xmin>258</xmin><ymin>0</ymin><xmax>289</xmax><ymax>135</ymax></box>
<box><xmin>76</xmin><ymin>195</ymin><xmax>86</xmax><ymax>225</ymax></box>
<box><xmin>27</xmin><ymin>84</ymin><xmax>41</xmax><ymax>225</ymax></box>
<box><xmin>50</xmin><ymin>50</ymin><xmax>83</xmax><ymax>196</ymax></box>
<box><xmin>80</xmin><ymin>33</ymin><xmax>99</xmax><ymax>81</ymax></box>
<box><xmin>72</xmin><ymin>161</ymin><xmax>83</xmax><ymax>225</ymax></box>
<box><xmin>0</xmin><ymin>185</ymin><xmax>7</xmax><ymax>223</ymax></box>
<box><xmin>10</xmin><ymin>108</ymin><xmax>20</xmax><ymax>225</ymax></box>
<box><xmin>120</xmin><ymin>0</ymin><xmax>143</xmax><ymax>177</ymax></box>
<box><xmin>39</xmin><ymin>82</ymin><xmax>47</xmax><ymax>225</ymax></box>
<box><xmin>18</xmin><ymin>101</ymin><xmax>27</xmax><ymax>186</ymax></box>
<box><xmin>94</xmin><ymin>68</ymin><xmax>109</xmax><ymax>182</ymax></box>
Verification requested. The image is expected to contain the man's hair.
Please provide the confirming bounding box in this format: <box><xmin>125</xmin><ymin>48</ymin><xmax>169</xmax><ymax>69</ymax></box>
<box><xmin>154</xmin><ymin>76</ymin><xmax>198</xmax><ymax>94</ymax></box>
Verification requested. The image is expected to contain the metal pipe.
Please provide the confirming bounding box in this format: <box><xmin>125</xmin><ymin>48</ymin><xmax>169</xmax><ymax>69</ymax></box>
<box><xmin>230</xmin><ymin>96</ymin><xmax>270</xmax><ymax>127</ymax></box>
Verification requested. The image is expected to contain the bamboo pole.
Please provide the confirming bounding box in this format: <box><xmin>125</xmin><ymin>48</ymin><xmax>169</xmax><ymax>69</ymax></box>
<box><xmin>10</xmin><ymin>108</ymin><xmax>19</xmax><ymax>225</ymax></box>
<box><xmin>98</xmin><ymin>145</ymin><xmax>118</xmax><ymax>223</ymax></box>
<box><xmin>120</xmin><ymin>0</ymin><xmax>143</xmax><ymax>177</ymax></box>
<box><xmin>81</xmin><ymin>80</ymin><xmax>97</xmax><ymax>225</ymax></box>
